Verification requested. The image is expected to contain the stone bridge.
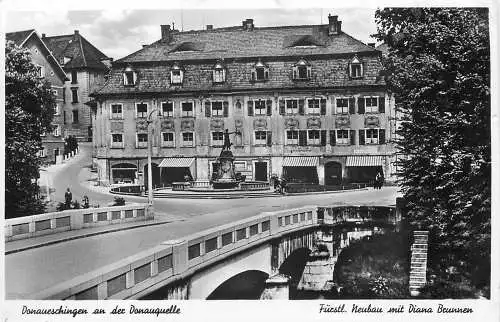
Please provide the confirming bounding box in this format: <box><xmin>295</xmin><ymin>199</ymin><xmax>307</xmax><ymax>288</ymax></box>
<box><xmin>31</xmin><ymin>205</ymin><xmax>401</xmax><ymax>300</ymax></box>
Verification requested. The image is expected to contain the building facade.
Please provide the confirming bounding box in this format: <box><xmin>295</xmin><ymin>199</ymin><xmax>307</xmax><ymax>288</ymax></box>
<box><xmin>42</xmin><ymin>30</ymin><xmax>111</xmax><ymax>142</ymax></box>
<box><xmin>93</xmin><ymin>15</ymin><xmax>397</xmax><ymax>187</ymax></box>
<box><xmin>6</xmin><ymin>29</ymin><xmax>68</xmax><ymax>164</ymax></box>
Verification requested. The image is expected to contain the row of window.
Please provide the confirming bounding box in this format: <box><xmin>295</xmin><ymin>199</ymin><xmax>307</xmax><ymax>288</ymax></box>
<box><xmin>110</xmin><ymin>129</ymin><xmax>386</xmax><ymax>149</ymax></box>
<box><xmin>122</xmin><ymin>56</ymin><xmax>365</xmax><ymax>87</ymax></box>
<box><xmin>109</xmin><ymin>96</ymin><xmax>385</xmax><ymax>120</ymax></box>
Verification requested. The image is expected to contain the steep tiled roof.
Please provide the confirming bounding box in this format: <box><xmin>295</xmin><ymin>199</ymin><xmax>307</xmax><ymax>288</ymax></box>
<box><xmin>95</xmin><ymin>22</ymin><xmax>384</xmax><ymax>96</ymax></box>
<box><xmin>118</xmin><ymin>24</ymin><xmax>378</xmax><ymax>63</ymax></box>
<box><xmin>6</xmin><ymin>29</ymin><xmax>68</xmax><ymax>81</ymax></box>
<box><xmin>6</xmin><ymin>29</ymin><xmax>35</xmax><ymax>46</ymax></box>
<box><xmin>43</xmin><ymin>32</ymin><xmax>110</xmax><ymax>70</ymax></box>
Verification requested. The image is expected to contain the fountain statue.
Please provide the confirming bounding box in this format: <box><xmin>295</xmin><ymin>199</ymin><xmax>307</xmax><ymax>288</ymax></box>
<box><xmin>211</xmin><ymin>129</ymin><xmax>241</xmax><ymax>189</ymax></box>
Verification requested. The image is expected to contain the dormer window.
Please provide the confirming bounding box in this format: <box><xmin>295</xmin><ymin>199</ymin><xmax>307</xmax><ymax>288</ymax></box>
<box><xmin>171</xmin><ymin>63</ymin><xmax>184</xmax><ymax>85</ymax></box>
<box><xmin>293</xmin><ymin>59</ymin><xmax>311</xmax><ymax>80</ymax></box>
<box><xmin>349</xmin><ymin>56</ymin><xmax>363</xmax><ymax>79</ymax></box>
<box><xmin>213</xmin><ymin>61</ymin><xmax>226</xmax><ymax>83</ymax></box>
<box><xmin>251</xmin><ymin>60</ymin><xmax>269</xmax><ymax>82</ymax></box>
<box><xmin>123</xmin><ymin>66</ymin><xmax>137</xmax><ymax>86</ymax></box>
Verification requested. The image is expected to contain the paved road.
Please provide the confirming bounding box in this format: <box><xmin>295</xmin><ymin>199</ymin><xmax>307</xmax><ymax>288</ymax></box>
<box><xmin>5</xmin><ymin>144</ymin><xmax>401</xmax><ymax>298</ymax></box>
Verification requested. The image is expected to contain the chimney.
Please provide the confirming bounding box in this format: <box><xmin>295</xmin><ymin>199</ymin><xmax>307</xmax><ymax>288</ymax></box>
<box><xmin>42</xmin><ymin>33</ymin><xmax>46</xmax><ymax>38</ymax></box>
<box><xmin>206</xmin><ymin>25</ymin><xmax>213</xmax><ymax>30</ymax></box>
<box><xmin>368</xmin><ymin>43</ymin><xmax>375</xmax><ymax>48</ymax></box>
<box><xmin>142</xmin><ymin>44</ymin><xmax>148</xmax><ymax>48</ymax></box>
<box><xmin>161</xmin><ymin>24</ymin><xmax>172</xmax><ymax>43</ymax></box>
<box><xmin>73</xmin><ymin>30</ymin><xmax>80</xmax><ymax>41</ymax></box>
<box><xmin>328</xmin><ymin>14</ymin><xmax>341</xmax><ymax>35</ymax></box>
<box><xmin>244</xmin><ymin>18</ymin><xmax>254</xmax><ymax>31</ymax></box>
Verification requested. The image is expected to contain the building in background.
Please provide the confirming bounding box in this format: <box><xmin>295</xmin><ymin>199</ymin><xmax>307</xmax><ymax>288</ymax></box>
<box><xmin>6</xmin><ymin>29</ymin><xmax>68</xmax><ymax>164</ymax></box>
<box><xmin>42</xmin><ymin>30</ymin><xmax>112</xmax><ymax>143</ymax></box>
<box><xmin>92</xmin><ymin>14</ymin><xmax>397</xmax><ymax>187</ymax></box>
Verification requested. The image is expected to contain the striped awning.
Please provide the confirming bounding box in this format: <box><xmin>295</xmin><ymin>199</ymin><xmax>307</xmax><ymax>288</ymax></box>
<box><xmin>346</xmin><ymin>155</ymin><xmax>384</xmax><ymax>167</ymax></box>
<box><xmin>283</xmin><ymin>156</ymin><xmax>319</xmax><ymax>167</ymax></box>
<box><xmin>158</xmin><ymin>158</ymin><xmax>195</xmax><ymax>168</ymax></box>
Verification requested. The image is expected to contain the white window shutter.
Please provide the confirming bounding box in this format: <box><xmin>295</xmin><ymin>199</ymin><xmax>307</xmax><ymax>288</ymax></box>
<box><xmin>135</xmin><ymin>134</ymin><xmax>138</xmax><ymax>148</ymax></box>
<box><xmin>123</xmin><ymin>73</ymin><xmax>127</xmax><ymax>85</ymax></box>
<box><xmin>192</xmin><ymin>132</ymin><xmax>196</xmax><ymax>147</ymax></box>
<box><xmin>293</xmin><ymin>66</ymin><xmax>297</xmax><ymax>79</ymax></box>
<box><xmin>307</xmin><ymin>66</ymin><xmax>311</xmax><ymax>79</ymax></box>
<box><xmin>133</xmin><ymin>72</ymin><xmax>137</xmax><ymax>85</ymax></box>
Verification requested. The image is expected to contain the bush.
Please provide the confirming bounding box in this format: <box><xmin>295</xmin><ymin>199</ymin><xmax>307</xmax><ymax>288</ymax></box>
<box><xmin>112</xmin><ymin>196</ymin><xmax>126</xmax><ymax>206</ymax></box>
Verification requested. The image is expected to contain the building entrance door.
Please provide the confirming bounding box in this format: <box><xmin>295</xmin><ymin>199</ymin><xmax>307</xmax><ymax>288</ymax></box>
<box><xmin>254</xmin><ymin>162</ymin><xmax>268</xmax><ymax>181</ymax></box>
<box><xmin>325</xmin><ymin>162</ymin><xmax>342</xmax><ymax>185</ymax></box>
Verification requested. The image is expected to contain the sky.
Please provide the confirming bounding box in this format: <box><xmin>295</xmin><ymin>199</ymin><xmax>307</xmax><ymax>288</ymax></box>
<box><xmin>3</xmin><ymin>8</ymin><xmax>379</xmax><ymax>60</ymax></box>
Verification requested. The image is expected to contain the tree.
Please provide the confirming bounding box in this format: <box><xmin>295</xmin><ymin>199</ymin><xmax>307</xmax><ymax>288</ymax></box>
<box><xmin>5</xmin><ymin>41</ymin><xmax>57</xmax><ymax>218</ymax></box>
<box><xmin>374</xmin><ymin>8</ymin><xmax>490</xmax><ymax>297</ymax></box>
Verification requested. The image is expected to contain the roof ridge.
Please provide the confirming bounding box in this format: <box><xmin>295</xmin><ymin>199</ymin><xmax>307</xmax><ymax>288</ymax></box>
<box><xmin>77</xmin><ymin>34</ymin><xmax>87</xmax><ymax>67</ymax></box>
<box><xmin>175</xmin><ymin>23</ymin><xmax>328</xmax><ymax>35</ymax></box>
<box><xmin>6</xmin><ymin>28</ymin><xmax>35</xmax><ymax>35</ymax></box>
<box><xmin>340</xmin><ymin>31</ymin><xmax>378</xmax><ymax>52</ymax></box>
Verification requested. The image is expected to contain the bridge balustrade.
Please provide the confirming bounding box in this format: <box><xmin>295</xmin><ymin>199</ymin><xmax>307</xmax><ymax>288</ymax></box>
<box><xmin>29</xmin><ymin>205</ymin><xmax>398</xmax><ymax>300</ymax></box>
<box><xmin>5</xmin><ymin>204</ymin><xmax>152</xmax><ymax>242</ymax></box>
<box><xmin>30</xmin><ymin>205</ymin><xmax>319</xmax><ymax>300</ymax></box>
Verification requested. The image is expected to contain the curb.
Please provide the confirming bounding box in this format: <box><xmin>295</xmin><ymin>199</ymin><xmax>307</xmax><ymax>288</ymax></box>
<box><xmin>150</xmin><ymin>187</ymin><xmax>370</xmax><ymax>199</ymax></box>
<box><xmin>5</xmin><ymin>219</ymin><xmax>181</xmax><ymax>255</ymax></box>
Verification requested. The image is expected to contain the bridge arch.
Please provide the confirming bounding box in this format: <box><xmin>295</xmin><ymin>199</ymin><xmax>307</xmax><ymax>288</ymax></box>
<box><xmin>206</xmin><ymin>270</ymin><xmax>269</xmax><ymax>300</ymax></box>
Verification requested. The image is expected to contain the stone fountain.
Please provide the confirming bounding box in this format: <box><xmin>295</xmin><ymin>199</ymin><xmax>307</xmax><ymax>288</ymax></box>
<box><xmin>211</xmin><ymin>129</ymin><xmax>241</xmax><ymax>189</ymax></box>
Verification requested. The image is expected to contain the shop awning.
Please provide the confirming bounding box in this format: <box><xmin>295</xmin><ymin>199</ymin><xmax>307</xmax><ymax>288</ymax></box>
<box><xmin>158</xmin><ymin>158</ymin><xmax>195</xmax><ymax>168</ymax></box>
<box><xmin>346</xmin><ymin>155</ymin><xmax>384</xmax><ymax>167</ymax></box>
<box><xmin>283</xmin><ymin>156</ymin><xmax>319</xmax><ymax>167</ymax></box>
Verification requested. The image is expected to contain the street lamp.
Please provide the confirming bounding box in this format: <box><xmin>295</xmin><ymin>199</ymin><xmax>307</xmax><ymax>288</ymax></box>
<box><xmin>146</xmin><ymin>107</ymin><xmax>159</xmax><ymax>206</ymax></box>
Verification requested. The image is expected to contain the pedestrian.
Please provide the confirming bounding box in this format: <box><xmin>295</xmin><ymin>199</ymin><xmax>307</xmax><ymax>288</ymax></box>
<box><xmin>64</xmin><ymin>188</ymin><xmax>72</xmax><ymax>209</ymax></box>
<box><xmin>280</xmin><ymin>176</ymin><xmax>287</xmax><ymax>194</ymax></box>
<box><xmin>374</xmin><ymin>172</ymin><xmax>381</xmax><ymax>190</ymax></box>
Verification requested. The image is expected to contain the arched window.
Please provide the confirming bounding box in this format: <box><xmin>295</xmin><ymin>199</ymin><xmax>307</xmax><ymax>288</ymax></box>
<box><xmin>213</xmin><ymin>61</ymin><xmax>226</xmax><ymax>83</ymax></box>
<box><xmin>170</xmin><ymin>62</ymin><xmax>184</xmax><ymax>85</ymax></box>
<box><xmin>292</xmin><ymin>58</ymin><xmax>311</xmax><ymax>80</ymax></box>
<box><xmin>123</xmin><ymin>65</ymin><xmax>137</xmax><ymax>86</ymax></box>
<box><xmin>250</xmin><ymin>59</ymin><xmax>269</xmax><ymax>82</ymax></box>
<box><xmin>349</xmin><ymin>56</ymin><xmax>364</xmax><ymax>79</ymax></box>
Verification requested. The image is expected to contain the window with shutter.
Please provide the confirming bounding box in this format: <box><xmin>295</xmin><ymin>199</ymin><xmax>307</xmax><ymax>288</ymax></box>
<box><xmin>307</xmin><ymin>99</ymin><xmax>320</xmax><ymax>114</ymax></box>
<box><xmin>349</xmin><ymin>97</ymin><xmax>356</xmax><ymax>114</ymax></box>
<box><xmin>286</xmin><ymin>130</ymin><xmax>299</xmax><ymax>145</ymax></box>
<box><xmin>320</xmin><ymin>130</ymin><xmax>327</xmax><ymax>146</ymax></box>
<box><xmin>181</xmin><ymin>102</ymin><xmax>194</xmax><ymax>117</ymax></box>
<box><xmin>205</xmin><ymin>101</ymin><xmax>211</xmax><ymax>117</ymax></box>
<box><xmin>365</xmin><ymin>97</ymin><xmax>378</xmax><ymax>113</ymax></box>
<box><xmin>266</xmin><ymin>99</ymin><xmax>272</xmax><ymax>116</ymax></box>
<box><xmin>359</xmin><ymin>129</ymin><xmax>365</xmax><ymax>145</ymax></box>
<box><xmin>254</xmin><ymin>131</ymin><xmax>267</xmax><ymax>145</ymax></box>
<box><xmin>336</xmin><ymin>98</ymin><xmax>349</xmax><ymax>114</ymax></box>
<box><xmin>307</xmin><ymin>66</ymin><xmax>312</xmax><ymax>79</ymax></box>
<box><xmin>279</xmin><ymin>100</ymin><xmax>285</xmax><ymax>115</ymax></box>
<box><xmin>211</xmin><ymin>101</ymin><xmax>224</xmax><ymax>116</ymax></box>
<box><xmin>357</xmin><ymin>97</ymin><xmax>365</xmax><ymax>114</ymax></box>
<box><xmin>298</xmin><ymin>99</ymin><xmax>305</xmax><ymax>115</ymax></box>
<box><xmin>329</xmin><ymin>130</ymin><xmax>336</xmax><ymax>146</ymax></box>
<box><xmin>254</xmin><ymin>100</ymin><xmax>266</xmax><ymax>115</ymax></box>
<box><xmin>292</xmin><ymin>66</ymin><xmax>298</xmax><ymax>80</ymax></box>
<box><xmin>299</xmin><ymin>130</ymin><xmax>307</xmax><ymax>146</ymax></box>
<box><xmin>286</xmin><ymin>99</ymin><xmax>298</xmax><ymax>114</ymax></box>
<box><xmin>307</xmin><ymin>130</ymin><xmax>320</xmax><ymax>145</ymax></box>
<box><xmin>336</xmin><ymin>129</ymin><xmax>349</xmax><ymax>145</ymax></box>
<box><xmin>379</xmin><ymin>129</ymin><xmax>386</xmax><ymax>144</ymax></box>
<box><xmin>379</xmin><ymin>96</ymin><xmax>385</xmax><ymax>113</ymax></box>
<box><xmin>248</xmin><ymin>101</ymin><xmax>254</xmax><ymax>116</ymax></box>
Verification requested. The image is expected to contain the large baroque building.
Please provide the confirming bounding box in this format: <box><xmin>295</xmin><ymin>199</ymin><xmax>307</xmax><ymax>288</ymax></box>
<box><xmin>42</xmin><ymin>30</ymin><xmax>112</xmax><ymax>142</ymax></box>
<box><xmin>6</xmin><ymin>29</ymin><xmax>68</xmax><ymax>164</ymax></box>
<box><xmin>92</xmin><ymin>14</ymin><xmax>397</xmax><ymax>187</ymax></box>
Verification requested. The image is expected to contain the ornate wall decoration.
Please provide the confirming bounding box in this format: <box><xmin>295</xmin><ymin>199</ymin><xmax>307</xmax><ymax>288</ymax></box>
<box><xmin>234</xmin><ymin>119</ymin><xmax>243</xmax><ymax>129</ymax></box>
<box><xmin>161</xmin><ymin>120</ymin><xmax>175</xmax><ymax>131</ymax></box>
<box><xmin>210</xmin><ymin>118</ymin><xmax>225</xmax><ymax>130</ymax></box>
<box><xmin>253</xmin><ymin>118</ymin><xmax>267</xmax><ymax>130</ymax></box>
<box><xmin>284</xmin><ymin>118</ymin><xmax>299</xmax><ymax>129</ymax></box>
<box><xmin>136</xmin><ymin>120</ymin><xmax>148</xmax><ymax>131</ymax></box>
<box><xmin>335</xmin><ymin>115</ymin><xmax>350</xmax><ymax>128</ymax></box>
<box><xmin>306</xmin><ymin>117</ymin><xmax>321</xmax><ymax>129</ymax></box>
<box><xmin>365</xmin><ymin>115</ymin><xmax>380</xmax><ymax>127</ymax></box>
<box><xmin>181</xmin><ymin>119</ymin><xmax>195</xmax><ymax>131</ymax></box>
<box><xmin>111</xmin><ymin>122</ymin><xmax>124</xmax><ymax>132</ymax></box>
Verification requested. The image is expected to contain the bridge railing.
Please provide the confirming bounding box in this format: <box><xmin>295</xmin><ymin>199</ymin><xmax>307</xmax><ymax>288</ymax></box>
<box><xmin>317</xmin><ymin>206</ymin><xmax>399</xmax><ymax>226</ymax></box>
<box><xmin>5</xmin><ymin>204</ymin><xmax>153</xmax><ymax>242</ymax></box>
<box><xmin>30</xmin><ymin>205</ymin><xmax>320</xmax><ymax>300</ymax></box>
